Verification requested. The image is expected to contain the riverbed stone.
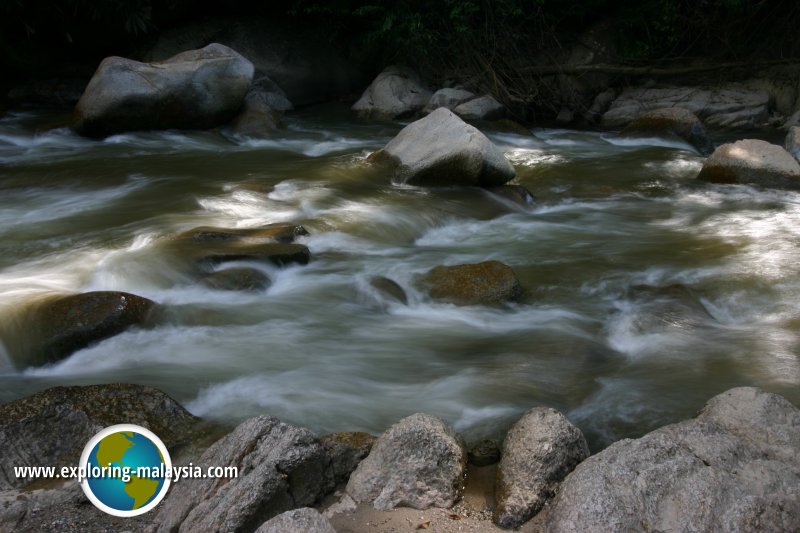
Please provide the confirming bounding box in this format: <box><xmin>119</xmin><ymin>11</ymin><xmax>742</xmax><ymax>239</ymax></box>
<box><xmin>22</xmin><ymin>291</ymin><xmax>156</xmax><ymax>367</ymax></box>
<box><xmin>352</xmin><ymin>66</ymin><xmax>431</xmax><ymax>119</ymax></box>
<box><xmin>152</xmin><ymin>415</ymin><xmax>334</xmax><ymax>533</ymax></box>
<box><xmin>454</xmin><ymin>94</ymin><xmax>506</xmax><ymax>121</ymax></box>
<box><xmin>346</xmin><ymin>413</ymin><xmax>467</xmax><ymax>511</ymax></box>
<box><xmin>621</xmin><ymin>107</ymin><xmax>714</xmax><ymax>155</ymax></box>
<box><xmin>424</xmin><ymin>88</ymin><xmax>476</xmax><ymax>113</ymax></box>
<box><xmin>602</xmin><ymin>85</ymin><xmax>770</xmax><ymax>129</ymax></box>
<box><xmin>255</xmin><ymin>508</ymin><xmax>336</xmax><ymax>533</ymax></box>
<box><xmin>175</xmin><ymin>224</ymin><xmax>309</xmax><ymax>244</ymax></box>
<box><xmin>369</xmin><ymin>108</ymin><xmax>515</xmax><ymax>187</ymax></box>
<box><xmin>419</xmin><ymin>261</ymin><xmax>523</xmax><ymax>306</ymax></box>
<box><xmin>544</xmin><ymin>387</ymin><xmax>800</xmax><ymax>532</ymax></box>
<box><xmin>697</xmin><ymin>139</ymin><xmax>800</xmax><ymax>188</ymax></box>
<box><xmin>73</xmin><ymin>43</ymin><xmax>253</xmax><ymax>137</ymax></box>
<box><xmin>486</xmin><ymin>184</ymin><xmax>535</xmax><ymax>207</ymax></box>
<box><xmin>786</xmin><ymin>126</ymin><xmax>800</xmax><ymax>162</ymax></box>
<box><xmin>369</xmin><ymin>277</ymin><xmax>408</xmax><ymax>305</ymax></box>
<box><xmin>494</xmin><ymin>408</ymin><xmax>589</xmax><ymax>529</ymax></box>
<box><xmin>626</xmin><ymin>283</ymin><xmax>716</xmax><ymax>335</ymax></box>
<box><xmin>0</xmin><ymin>384</ymin><xmax>199</xmax><ymax>490</ymax></box>
<box><xmin>202</xmin><ymin>267</ymin><xmax>271</xmax><ymax>292</ymax></box>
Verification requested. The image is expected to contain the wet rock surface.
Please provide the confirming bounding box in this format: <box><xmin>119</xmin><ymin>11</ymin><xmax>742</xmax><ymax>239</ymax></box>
<box><xmin>621</xmin><ymin>107</ymin><xmax>714</xmax><ymax>155</ymax></box>
<box><xmin>420</xmin><ymin>261</ymin><xmax>524</xmax><ymax>306</ymax></box>
<box><xmin>352</xmin><ymin>66</ymin><xmax>431</xmax><ymax>119</ymax></box>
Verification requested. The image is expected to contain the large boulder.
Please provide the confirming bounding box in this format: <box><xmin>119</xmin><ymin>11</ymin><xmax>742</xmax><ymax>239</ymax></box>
<box><xmin>73</xmin><ymin>43</ymin><xmax>253</xmax><ymax>137</ymax></box>
<box><xmin>544</xmin><ymin>387</ymin><xmax>800</xmax><ymax>532</ymax></box>
<box><xmin>14</xmin><ymin>291</ymin><xmax>156</xmax><ymax>367</ymax></box>
<box><xmin>151</xmin><ymin>415</ymin><xmax>334</xmax><ymax>533</ymax></box>
<box><xmin>0</xmin><ymin>384</ymin><xmax>199</xmax><ymax>490</ymax></box>
<box><xmin>143</xmin><ymin>18</ymin><xmax>367</xmax><ymax>107</ymax></box>
<box><xmin>352</xmin><ymin>66</ymin><xmax>431</xmax><ymax>119</ymax></box>
<box><xmin>453</xmin><ymin>94</ymin><xmax>506</xmax><ymax>121</ymax></box>
<box><xmin>602</xmin><ymin>85</ymin><xmax>771</xmax><ymax>129</ymax></box>
<box><xmin>621</xmin><ymin>107</ymin><xmax>714</xmax><ymax>155</ymax></box>
<box><xmin>786</xmin><ymin>126</ymin><xmax>800</xmax><ymax>162</ymax></box>
<box><xmin>369</xmin><ymin>108</ymin><xmax>516</xmax><ymax>187</ymax></box>
<box><xmin>697</xmin><ymin>139</ymin><xmax>800</xmax><ymax>188</ymax></box>
<box><xmin>494</xmin><ymin>408</ymin><xmax>589</xmax><ymax>529</ymax></box>
<box><xmin>424</xmin><ymin>88</ymin><xmax>476</xmax><ymax>113</ymax></box>
<box><xmin>346</xmin><ymin>413</ymin><xmax>467</xmax><ymax>511</ymax></box>
<box><xmin>419</xmin><ymin>261</ymin><xmax>524</xmax><ymax>306</ymax></box>
<box><xmin>255</xmin><ymin>507</ymin><xmax>336</xmax><ymax>533</ymax></box>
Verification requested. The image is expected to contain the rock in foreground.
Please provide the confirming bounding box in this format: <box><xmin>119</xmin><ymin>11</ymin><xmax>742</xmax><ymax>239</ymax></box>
<box><xmin>22</xmin><ymin>291</ymin><xmax>156</xmax><ymax>367</ymax></box>
<box><xmin>256</xmin><ymin>508</ymin><xmax>336</xmax><ymax>533</ymax></box>
<box><xmin>544</xmin><ymin>387</ymin><xmax>800</xmax><ymax>532</ymax></box>
<box><xmin>346</xmin><ymin>413</ymin><xmax>466</xmax><ymax>511</ymax></box>
<box><xmin>352</xmin><ymin>66</ymin><xmax>431</xmax><ymax>119</ymax></box>
<box><xmin>697</xmin><ymin>139</ymin><xmax>800</xmax><ymax>188</ymax></box>
<box><xmin>369</xmin><ymin>108</ymin><xmax>515</xmax><ymax>187</ymax></box>
<box><xmin>494</xmin><ymin>408</ymin><xmax>589</xmax><ymax>529</ymax></box>
<box><xmin>73</xmin><ymin>43</ymin><xmax>253</xmax><ymax>137</ymax></box>
<box><xmin>621</xmin><ymin>107</ymin><xmax>714</xmax><ymax>155</ymax></box>
<box><xmin>152</xmin><ymin>415</ymin><xmax>334</xmax><ymax>532</ymax></box>
<box><xmin>0</xmin><ymin>384</ymin><xmax>198</xmax><ymax>490</ymax></box>
<box><xmin>420</xmin><ymin>261</ymin><xmax>523</xmax><ymax>306</ymax></box>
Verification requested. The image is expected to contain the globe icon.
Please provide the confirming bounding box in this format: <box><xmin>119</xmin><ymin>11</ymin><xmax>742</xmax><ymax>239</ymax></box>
<box><xmin>80</xmin><ymin>424</ymin><xmax>171</xmax><ymax>517</ymax></box>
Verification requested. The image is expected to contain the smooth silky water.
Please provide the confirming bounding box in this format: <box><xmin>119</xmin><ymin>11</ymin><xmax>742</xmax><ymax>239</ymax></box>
<box><xmin>1</xmin><ymin>106</ymin><xmax>798</xmax><ymax>450</ymax></box>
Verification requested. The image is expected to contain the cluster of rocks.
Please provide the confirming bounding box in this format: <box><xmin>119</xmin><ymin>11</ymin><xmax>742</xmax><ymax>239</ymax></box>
<box><xmin>351</xmin><ymin>66</ymin><xmax>508</xmax><ymax>122</ymax></box>
<box><xmin>1</xmin><ymin>384</ymin><xmax>797</xmax><ymax>532</ymax></box>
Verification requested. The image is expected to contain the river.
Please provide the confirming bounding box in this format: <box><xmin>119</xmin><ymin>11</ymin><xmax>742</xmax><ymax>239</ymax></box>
<box><xmin>0</xmin><ymin>106</ymin><xmax>798</xmax><ymax>451</ymax></box>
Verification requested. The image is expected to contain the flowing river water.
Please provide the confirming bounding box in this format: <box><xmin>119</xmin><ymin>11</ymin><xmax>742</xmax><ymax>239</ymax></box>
<box><xmin>0</xmin><ymin>106</ymin><xmax>798</xmax><ymax>451</ymax></box>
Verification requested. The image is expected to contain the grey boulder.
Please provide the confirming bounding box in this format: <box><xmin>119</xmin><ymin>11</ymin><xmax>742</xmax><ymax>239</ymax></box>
<box><xmin>346</xmin><ymin>413</ymin><xmax>467</xmax><ymax>511</ymax></box>
<box><xmin>544</xmin><ymin>387</ymin><xmax>800</xmax><ymax>533</ymax></box>
<box><xmin>352</xmin><ymin>66</ymin><xmax>431</xmax><ymax>119</ymax></box>
<box><xmin>255</xmin><ymin>507</ymin><xmax>336</xmax><ymax>533</ymax></box>
<box><xmin>424</xmin><ymin>88</ymin><xmax>476</xmax><ymax>113</ymax></box>
<box><xmin>369</xmin><ymin>107</ymin><xmax>515</xmax><ymax>187</ymax></box>
<box><xmin>603</xmin><ymin>85</ymin><xmax>770</xmax><ymax>129</ymax></box>
<box><xmin>621</xmin><ymin>107</ymin><xmax>714</xmax><ymax>155</ymax></box>
<box><xmin>453</xmin><ymin>94</ymin><xmax>506</xmax><ymax>120</ymax></box>
<box><xmin>786</xmin><ymin>126</ymin><xmax>800</xmax><ymax>162</ymax></box>
<box><xmin>73</xmin><ymin>43</ymin><xmax>253</xmax><ymax>137</ymax></box>
<box><xmin>697</xmin><ymin>139</ymin><xmax>800</xmax><ymax>188</ymax></box>
<box><xmin>151</xmin><ymin>415</ymin><xmax>334</xmax><ymax>532</ymax></box>
<box><xmin>494</xmin><ymin>408</ymin><xmax>589</xmax><ymax>529</ymax></box>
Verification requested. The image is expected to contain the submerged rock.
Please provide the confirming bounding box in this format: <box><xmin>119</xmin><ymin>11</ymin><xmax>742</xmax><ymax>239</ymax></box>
<box><xmin>625</xmin><ymin>283</ymin><xmax>716</xmax><ymax>334</ymax></box>
<box><xmin>255</xmin><ymin>508</ymin><xmax>336</xmax><ymax>533</ymax></box>
<box><xmin>0</xmin><ymin>384</ymin><xmax>199</xmax><ymax>490</ymax></box>
<box><xmin>424</xmin><ymin>88</ymin><xmax>476</xmax><ymax>113</ymax></box>
<box><xmin>73</xmin><ymin>43</ymin><xmax>253</xmax><ymax>137</ymax></box>
<box><xmin>494</xmin><ymin>408</ymin><xmax>589</xmax><ymax>529</ymax></box>
<box><xmin>202</xmin><ymin>267</ymin><xmax>271</xmax><ymax>292</ymax></box>
<box><xmin>152</xmin><ymin>415</ymin><xmax>334</xmax><ymax>532</ymax></box>
<box><xmin>544</xmin><ymin>387</ymin><xmax>800</xmax><ymax>532</ymax></box>
<box><xmin>369</xmin><ymin>276</ymin><xmax>408</xmax><ymax>305</ymax></box>
<box><xmin>453</xmin><ymin>94</ymin><xmax>506</xmax><ymax>121</ymax></box>
<box><xmin>321</xmin><ymin>431</ymin><xmax>377</xmax><ymax>486</ymax></box>
<box><xmin>602</xmin><ymin>85</ymin><xmax>770</xmax><ymax>129</ymax></box>
<box><xmin>621</xmin><ymin>107</ymin><xmax>714</xmax><ymax>155</ymax></box>
<box><xmin>486</xmin><ymin>184</ymin><xmax>535</xmax><ymax>207</ymax></box>
<box><xmin>175</xmin><ymin>224</ymin><xmax>308</xmax><ymax>244</ymax></box>
<box><xmin>419</xmin><ymin>261</ymin><xmax>523</xmax><ymax>306</ymax></box>
<box><xmin>786</xmin><ymin>126</ymin><xmax>800</xmax><ymax>162</ymax></box>
<box><xmin>468</xmin><ymin>439</ymin><xmax>501</xmax><ymax>467</ymax></box>
<box><xmin>697</xmin><ymin>139</ymin><xmax>800</xmax><ymax>188</ymax></box>
<box><xmin>352</xmin><ymin>66</ymin><xmax>431</xmax><ymax>119</ymax></box>
<box><xmin>22</xmin><ymin>291</ymin><xmax>156</xmax><ymax>367</ymax></box>
<box><xmin>369</xmin><ymin>108</ymin><xmax>515</xmax><ymax>187</ymax></box>
<box><xmin>346</xmin><ymin>413</ymin><xmax>467</xmax><ymax>511</ymax></box>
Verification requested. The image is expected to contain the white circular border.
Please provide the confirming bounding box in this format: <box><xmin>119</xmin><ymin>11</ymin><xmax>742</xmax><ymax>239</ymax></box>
<box><xmin>79</xmin><ymin>423</ymin><xmax>172</xmax><ymax>517</ymax></box>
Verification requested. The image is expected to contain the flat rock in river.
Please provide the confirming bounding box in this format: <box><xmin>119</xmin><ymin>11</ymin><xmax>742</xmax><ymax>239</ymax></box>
<box><xmin>369</xmin><ymin>108</ymin><xmax>515</xmax><ymax>187</ymax></box>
